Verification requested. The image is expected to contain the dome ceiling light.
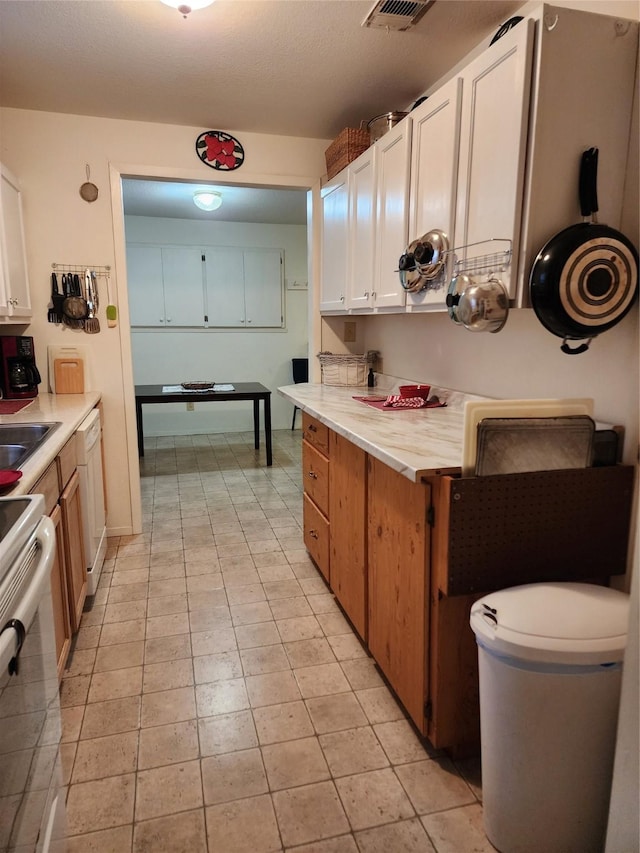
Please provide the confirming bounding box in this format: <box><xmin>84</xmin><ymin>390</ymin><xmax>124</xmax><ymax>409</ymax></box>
<box><xmin>193</xmin><ymin>190</ymin><xmax>223</xmax><ymax>211</ymax></box>
<box><xmin>160</xmin><ymin>0</ymin><xmax>215</xmax><ymax>19</ymax></box>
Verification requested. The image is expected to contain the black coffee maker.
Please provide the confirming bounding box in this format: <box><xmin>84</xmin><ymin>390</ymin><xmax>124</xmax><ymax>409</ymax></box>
<box><xmin>0</xmin><ymin>336</ymin><xmax>42</xmax><ymax>399</ymax></box>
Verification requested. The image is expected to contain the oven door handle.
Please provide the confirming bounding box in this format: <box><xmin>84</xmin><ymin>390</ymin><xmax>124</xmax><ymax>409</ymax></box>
<box><xmin>0</xmin><ymin>516</ymin><xmax>56</xmax><ymax>678</ymax></box>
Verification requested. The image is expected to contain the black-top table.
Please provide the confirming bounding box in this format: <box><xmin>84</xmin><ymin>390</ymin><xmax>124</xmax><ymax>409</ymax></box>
<box><xmin>134</xmin><ymin>383</ymin><xmax>272</xmax><ymax>465</ymax></box>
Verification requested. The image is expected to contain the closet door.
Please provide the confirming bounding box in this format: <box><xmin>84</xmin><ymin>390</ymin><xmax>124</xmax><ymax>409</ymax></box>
<box><xmin>204</xmin><ymin>247</ymin><xmax>245</xmax><ymax>327</ymax></box>
<box><xmin>243</xmin><ymin>249</ymin><xmax>284</xmax><ymax>328</ymax></box>
<box><xmin>161</xmin><ymin>247</ymin><xmax>205</xmax><ymax>327</ymax></box>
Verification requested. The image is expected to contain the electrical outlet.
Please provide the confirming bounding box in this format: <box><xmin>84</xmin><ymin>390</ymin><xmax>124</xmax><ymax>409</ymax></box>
<box><xmin>344</xmin><ymin>321</ymin><xmax>356</xmax><ymax>343</ymax></box>
<box><xmin>186</xmin><ymin>402</ymin><xmax>195</xmax><ymax>411</ymax></box>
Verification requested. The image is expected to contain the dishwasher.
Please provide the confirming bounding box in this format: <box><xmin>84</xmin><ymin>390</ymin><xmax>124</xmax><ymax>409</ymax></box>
<box><xmin>76</xmin><ymin>408</ymin><xmax>107</xmax><ymax>596</ymax></box>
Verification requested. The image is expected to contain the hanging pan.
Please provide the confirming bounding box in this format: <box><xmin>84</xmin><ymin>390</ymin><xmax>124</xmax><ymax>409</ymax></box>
<box><xmin>529</xmin><ymin>147</ymin><xmax>638</xmax><ymax>355</ymax></box>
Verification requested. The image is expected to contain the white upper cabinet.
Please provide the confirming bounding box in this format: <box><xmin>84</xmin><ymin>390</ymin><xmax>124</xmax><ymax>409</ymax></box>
<box><xmin>320</xmin><ymin>173</ymin><xmax>349</xmax><ymax>313</ymax></box>
<box><xmin>0</xmin><ymin>164</ymin><xmax>32</xmax><ymax>321</ymax></box>
<box><xmin>204</xmin><ymin>247</ymin><xmax>284</xmax><ymax>328</ymax></box>
<box><xmin>347</xmin><ymin>146</ymin><xmax>377</xmax><ymax>311</ymax></box>
<box><xmin>373</xmin><ymin>118</ymin><xmax>412</xmax><ymax>310</ymax></box>
<box><xmin>406</xmin><ymin>76</ymin><xmax>463</xmax><ymax>312</ymax></box>
<box><xmin>127</xmin><ymin>245</ymin><xmax>204</xmax><ymax>326</ymax></box>
<box><xmin>453</xmin><ymin>19</ymin><xmax>534</xmax><ymax>301</ymax></box>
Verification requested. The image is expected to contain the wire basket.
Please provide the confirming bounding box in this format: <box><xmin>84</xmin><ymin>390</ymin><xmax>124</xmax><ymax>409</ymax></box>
<box><xmin>317</xmin><ymin>351</ymin><xmax>377</xmax><ymax>386</ymax></box>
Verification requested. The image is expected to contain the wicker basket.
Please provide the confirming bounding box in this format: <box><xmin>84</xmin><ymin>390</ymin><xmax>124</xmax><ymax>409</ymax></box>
<box><xmin>325</xmin><ymin>128</ymin><xmax>370</xmax><ymax>180</ymax></box>
<box><xmin>317</xmin><ymin>352</ymin><xmax>376</xmax><ymax>386</ymax></box>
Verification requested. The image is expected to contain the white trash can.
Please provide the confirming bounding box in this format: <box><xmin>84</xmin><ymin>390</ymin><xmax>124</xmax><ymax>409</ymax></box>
<box><xmin>470</xmin><ymin>582</ymin><xmax>629</xmax><ymax>853</ymax></box>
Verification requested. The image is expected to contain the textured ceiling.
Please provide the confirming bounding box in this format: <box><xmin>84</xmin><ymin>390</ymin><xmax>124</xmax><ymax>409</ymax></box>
<box><xmin>0</xmin><ymin>0</ymin><xmax>525</xmax><ymax>140</ymax></box>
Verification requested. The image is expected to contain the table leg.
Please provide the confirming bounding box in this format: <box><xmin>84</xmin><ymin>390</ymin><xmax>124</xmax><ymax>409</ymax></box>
<box><xmin>253</xmin><ymin>399</ymin><xmax>260</xmax><ymax>450</ymax></box>
<box><xmin>264</xmin><ymin>395</ymin><xmax>272</xmax><ymax>467</ymax></box>
<box><xmin>136</xmin><ymin>400</ymin><xmax>144</xmax><ymax>457</ymax></box>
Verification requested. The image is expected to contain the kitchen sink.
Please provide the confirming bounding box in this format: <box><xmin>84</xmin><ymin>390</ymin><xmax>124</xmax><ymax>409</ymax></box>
<box><xmin>0</xmin><ymin>423</ymin><xmax>61</xmax><ymax>470</ymax></box>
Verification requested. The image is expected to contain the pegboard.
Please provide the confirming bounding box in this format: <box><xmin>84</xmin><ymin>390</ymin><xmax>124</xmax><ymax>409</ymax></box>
<box><xmin>445</xmin><ymin>466</ymin><xmax>634</xmax><ymax>595</ymax></box>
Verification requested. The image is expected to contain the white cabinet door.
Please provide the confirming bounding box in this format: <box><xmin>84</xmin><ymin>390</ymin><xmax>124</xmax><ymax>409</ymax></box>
<box><xmin>454</xmin><ymin>20</ymin><xmax>534</xmax><ymax>299</ymax></box>
<box><xmin>243</xmin><ymin>249</ymin><xmax>284</xmax><ymax>328</ymax></box>
<box><xmin>407</xmin><ymin>77</ymin><xmax>462</xmax><ymax>312</ymax></box>
<box><xmin>161</xmin><ymin>247</ymin><xmax>205</xmax><ymax>327</ymax></box>
<box><xmin>127</xmin><ymin>245</ymin><xmax>165</xmax><ymax>326</ymax></box>
<box><xmin>373</xmin><ymin>118</ymin><xmax>412</xmax><ymax>310</ymax></box>
<box><xmin>0</xmin><ymin>165</ymin><xmax>32</xmax><ymax>320</ymax></box>
<box><xmin>320</xmin><ymin>174</ymin><xmax>349</xmax><ymax>313</ymax></box>
<box><xmin>348</xmin><ymin>147</ymin><xmax>376</xmax><ymax>311</ymax></box>
<box><xmin>204</xmin><ymin>247</ymin><xmax>245</xmax><ymax>327</ymax></box>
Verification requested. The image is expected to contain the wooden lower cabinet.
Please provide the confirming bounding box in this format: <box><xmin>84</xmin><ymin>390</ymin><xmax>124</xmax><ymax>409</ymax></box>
<box><xmin>367</xmin><ymin>455</ymin><xmax>431</xmax><ymax>732</ymax></box>
<box><xmin>329</xmin><ymin>432</ymin><xmax>367</xmax><ymax>640</ymax></box>
<box><xmin>49</xmin><ymin>503</ymin><xmax>72</xmax><ymax>681</ymax></box>
<box><xmin>303</xmin><ymin>494</ymin><xmax>329</xmax><ymax>582</ymax></box>
<box><xmin>60</xmin><ymin>469</ymin><xmax>87</xmax><ymax>632</ymax></box>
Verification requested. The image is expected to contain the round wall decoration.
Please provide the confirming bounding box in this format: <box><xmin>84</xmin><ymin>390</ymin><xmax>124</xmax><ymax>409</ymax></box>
<box><xmin>195</xmin><ymin>131</ymin><xmax>244</xmax><ymax>171</ymax></box>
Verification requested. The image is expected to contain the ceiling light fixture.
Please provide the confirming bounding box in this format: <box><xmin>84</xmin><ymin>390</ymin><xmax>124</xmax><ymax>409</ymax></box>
<box><xmin>193</xmin><ymin>190</ymin><xmax>223</xmax><ymax>211</ymax></box>
<box><xmin>160</xmin><ymin>0</ymin><xmax>215</xmax><ymax>19</ymax></box>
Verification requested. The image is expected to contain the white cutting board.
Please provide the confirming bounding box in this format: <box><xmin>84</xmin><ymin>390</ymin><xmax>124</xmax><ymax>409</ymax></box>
<box><xmin>462</xmin><ymin>398</ymin><xmax>594</xmax><ymax>477</ymax></box>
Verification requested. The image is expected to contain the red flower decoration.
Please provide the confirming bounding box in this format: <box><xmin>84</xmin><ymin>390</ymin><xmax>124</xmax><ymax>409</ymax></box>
<box><xmin>196</xmin><ymin>131</ymin><xmax>244</xmax><ymax>171</ymax></box>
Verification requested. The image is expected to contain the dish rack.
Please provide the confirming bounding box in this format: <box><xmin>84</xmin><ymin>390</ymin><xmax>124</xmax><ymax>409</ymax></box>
<box><xmin>317</xmin><ymin>351</ymin><xmax>377</xmax><ymax>386</ymax></box>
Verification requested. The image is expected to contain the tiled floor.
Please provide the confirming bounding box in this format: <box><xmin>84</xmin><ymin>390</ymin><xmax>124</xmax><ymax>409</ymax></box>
<box><xmin>58</xmin><ymin>429</ymin><xmax>493</xmax><ymax>852</ymax></box>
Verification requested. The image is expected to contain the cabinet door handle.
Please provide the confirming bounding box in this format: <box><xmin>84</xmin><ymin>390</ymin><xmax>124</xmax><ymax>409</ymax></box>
<box><xmin>308</xmin><ymin>529</ymin><xmax>319</xmax><ymax>539</ymax></box>
<box><xmin>247</xmin><ymin>318</ymin><xmax>252</xmax><ymax>324</ymax></box>
<box><xmin>308</xmin><ymin>470</ymin><xmax>318</xmax><ymax>479</ymax></box>
<box><xmin>340</xmin><ymin>295</ymin><xmax>344</xmax><ymax>302</ymax></box>
<box><xmin>364</xmin><ymin>291</ymin><xmax>369</xmax><ymax>298</ymax></box>
<box><xmin>166</xmin><ymin>317</ymin><xmax>172</xmax><ymax>323</ymax></box>
<box><xmin>308</xmin><ymin>424</ymin><xmax>317</xmax><ymax>433</ymax></box>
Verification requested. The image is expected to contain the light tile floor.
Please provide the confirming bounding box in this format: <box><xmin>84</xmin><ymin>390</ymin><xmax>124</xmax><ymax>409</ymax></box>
<box><xmin>58</xmin><ymin>429</ymin><xmax>493</xmax><ymax>853</ymax></box>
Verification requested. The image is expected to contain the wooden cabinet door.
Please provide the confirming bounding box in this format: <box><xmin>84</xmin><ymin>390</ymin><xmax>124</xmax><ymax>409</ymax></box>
<box><xmin>50</xmin><ymin>503</ymin><xmax>72</xmax><ymax>681</ymax></box>
<box><xmin>347</xmin><ymin>147</ymin><xmax>376</xmax><ymax>311</ymax></box>
<box><xmin>454</xmin><ymin>19</ymin><xmax>534</xmax><ymax>299</ymax></box>
<box><xmin>367</xmin><ymin>456</ymin><xmax>430</xmax><ymax>731</ymax></box>
<box><xmin>162</xmin><ymin>247</ymin><xmax>205</xmax><ymax>327</ymax></box>
<box><xmin>329</xmin><ymin>432</ymin><xmax>367</xmax><ymax>640</ymax></box>
<box><xmin>303</xmin><ymin>494</ymin><xmax>329</xmax><ymax>583</ymax></box>
<box><xmin>127</xmin><ymin>245</ymin><xmax>165</xmax><ymax>326</ymax></box>
<box><xmin>60</xmin><ymin>469</ymin><xmax>87</xmax><ymax>632</ymax></box>
<box><xmin>320</xmin><ymin>174</ymin><xmax>349</xmax><ymax>313</ymax></box>
<box><xmin>243</xmin><ymin>249</ymin><xmax>284</xmax><ymax>328</ymax></box>
<box><xmin>407</xmin><ymin>76</ymin><xmax>462</xmax><ymax>312</ymax></box>
<box><xmin>373</xmin><ymin>118</ymin><xmax>411</xmax><ymax>309</ymax></box>
<box><xmin>0</xmin><ymin>164</ymin><xmax>32</xmax><ymax>319</ymax></box>
<box><xmin>203</xmin><ymin>246</ymin><xmax>246</xmax><ymax>327</ymax></box>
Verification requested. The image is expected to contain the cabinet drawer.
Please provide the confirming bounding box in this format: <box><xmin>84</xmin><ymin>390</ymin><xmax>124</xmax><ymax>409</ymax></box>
<box><xmin>57</xmin><ymin>435</ymin><xmax>77</xmax><ymax>491</ymax></box>
<box><xmin>31</xmin><ymin>461</ymin><xmax>59</xmax><ymax>516</ymax></box>
<box><xmin>302</xmin><ymin>413</ymin><xmax>330</xmax><ymax>457</ymax></box>
<box><xmin>302</xmin><ymin>440</ymin><xmax>329</xmax><ymax>516</ymax></box>
<box><xmin>303</xmin><ymin>494</ymin><xmax>329</xmax><ymax>582</ymax></box>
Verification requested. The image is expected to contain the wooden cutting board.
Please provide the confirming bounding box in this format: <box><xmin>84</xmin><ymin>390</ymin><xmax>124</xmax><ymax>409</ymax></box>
<box><xmin>54</xmin><ymin>358</ymin><xmax>85</xmax><ymax>394</ymax></box>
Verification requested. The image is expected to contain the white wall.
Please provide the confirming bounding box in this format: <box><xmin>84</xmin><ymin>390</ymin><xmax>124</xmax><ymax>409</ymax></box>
<box><xmin>126</xmin><ymin>215</ymin><xmax>308</xmax><ymax>434</ymax></box>
<box><xmin>0</xmin><ymin>107</ymin><xmax>327</xmax><ymax>535</ymax></box>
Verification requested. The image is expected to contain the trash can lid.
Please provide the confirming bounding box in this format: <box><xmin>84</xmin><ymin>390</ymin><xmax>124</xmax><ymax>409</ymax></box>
<box><xmin>470</xmin><ymin>582</ymin><xmax>629</xmax><ymax>665</ymax></box>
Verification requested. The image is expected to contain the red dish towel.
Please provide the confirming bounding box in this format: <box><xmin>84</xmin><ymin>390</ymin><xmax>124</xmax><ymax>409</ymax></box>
<box><xmin>0</xmin><ymin>400</ymin><xmax>33</xmax><ymax>415</ymax></box>
<box><xmin>383</xmin><ymin>395</ymin><xmax>427</xmax><ymax>408</ymax></box>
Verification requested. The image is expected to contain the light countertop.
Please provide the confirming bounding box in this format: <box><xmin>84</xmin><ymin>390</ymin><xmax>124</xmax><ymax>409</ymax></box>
<box><xmin>278</xmin><ymin>381</ymin><xmax>487</xmax><ymax>481</ymax></box>
<box><xmin>0</xmin><ymin>392</ymin><xmax>101</xmax><ymax>495</ymax></box>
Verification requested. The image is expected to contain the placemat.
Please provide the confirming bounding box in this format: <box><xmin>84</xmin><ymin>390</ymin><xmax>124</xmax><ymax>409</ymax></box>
<box><xmin>353</xmin><ymin>396</ymin><xmax>447</xmax><ymax>412</ymax></box>
<box><xmin>0</xmin><ymin>399</ymin><xmax>34</xmax><ymax>415</ymax></box>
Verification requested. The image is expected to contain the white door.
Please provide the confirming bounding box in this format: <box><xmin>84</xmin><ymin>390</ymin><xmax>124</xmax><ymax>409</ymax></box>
<box><xmin>454</xmin><ymin>20</ymin><xmax>534</xmax><ymax>299</ymax></box>
<box><xmin>373</xmin><ymin>118</ymin><xmax>412</xmax><ymax>310</ymax></box>
<box><xmin>320</xmin><ymin>174</ymin><xmax>349</xmax><ymax>313</ymax></box>
<box><xmin>161</xmin><ymin>247</ymin><xmax>205</xmax><ymax>327</ymax></box>
<box><xmin>0</xmin><ymin>165</ymin><xmax>32</xmax><ymax>319</ymax></box>
<box><xmin>204</xmin><ymin>247</ymin><xmax>245</xmax><ymax>327</ymax></box>
<box><xmin>348</xmin><ymin>147</ymin><xmax>376</xmax><ymax>311</ymax></box>
<box><xmin>243</xmin><ymin>249</ymin><xmax>284</xmax><ymax>328</ymax></box>
<box><xmin>127</xmin><ymin>245</ymin><xmax>165</xmax><ymax>326</ymax></box>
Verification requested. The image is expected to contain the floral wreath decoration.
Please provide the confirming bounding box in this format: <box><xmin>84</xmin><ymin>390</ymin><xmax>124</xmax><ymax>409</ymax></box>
<box><xmin>195</xmin><ymin>131</ymin><xmax>245</xmax><ymax>171</ymax></box>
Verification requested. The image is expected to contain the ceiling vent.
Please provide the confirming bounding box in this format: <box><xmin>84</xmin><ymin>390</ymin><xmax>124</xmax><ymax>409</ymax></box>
<box><xmin>361</xmin><ymin>0</ymin><xmax>435</xmax><ymax>31</ymax></box>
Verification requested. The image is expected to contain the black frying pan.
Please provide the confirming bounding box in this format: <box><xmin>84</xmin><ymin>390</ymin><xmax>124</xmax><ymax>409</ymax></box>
<box><xmin>529</xmin><ymin>148</ymin><xmax>639</xmax><ymax>355</ymax></box>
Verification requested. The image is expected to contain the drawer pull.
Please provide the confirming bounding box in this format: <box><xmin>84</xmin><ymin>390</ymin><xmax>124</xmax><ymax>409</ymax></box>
<box><xmin>308</xmin><ymin>529</ymin><xmax>319</xmax><ymax>539</ymax></box>
<box><xmin>308</xmin><ymin>424</ymin><xmax>317</xmax><ymax>433</ymax></box>
<box><xmin>308</xmin><ymin>470</ymin><xmax>318</xmax><ymax>479</ymax></box>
